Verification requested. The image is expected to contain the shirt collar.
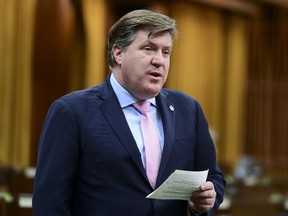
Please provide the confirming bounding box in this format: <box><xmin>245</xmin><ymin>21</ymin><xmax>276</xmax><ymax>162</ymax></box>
<box><xmin>110</xmin><ymin>73</ymin><xmax>156</xmax><ymax>108</ymax></box>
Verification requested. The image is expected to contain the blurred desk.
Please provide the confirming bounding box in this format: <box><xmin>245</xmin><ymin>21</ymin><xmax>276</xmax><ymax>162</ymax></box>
<box><xmin>215</xmin><ymin>179</ymin><xmax>288</xmax><ymax>216</ymax></box>
<box><xmin>0</xmin><ymin>166</ymin><xmax>34</xmax><ymax>216</ymax></box>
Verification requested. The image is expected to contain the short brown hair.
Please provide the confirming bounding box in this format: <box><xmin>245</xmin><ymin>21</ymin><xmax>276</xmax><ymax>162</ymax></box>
<box><xmin>107</xmin><ymin>9</ymin><xmax>177</xmax><ymax>68</ymax></box>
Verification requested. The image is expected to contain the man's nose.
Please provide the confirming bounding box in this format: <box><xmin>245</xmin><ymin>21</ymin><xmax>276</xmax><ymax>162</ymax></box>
<box><xmin>151</xmin><ymin>50</ymin><xmax>164</xmax><ymax>66</ymax></box>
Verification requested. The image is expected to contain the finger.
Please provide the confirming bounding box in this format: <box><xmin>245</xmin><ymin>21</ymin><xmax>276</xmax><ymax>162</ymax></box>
<box><xmin>192</xmin><ymin>188</ymin><xmax>216</xmax><ymax>199</ymax></box>
<box><xmin>199</xmin><ymin>181</ymin><xmax>214</xmax><ymax>191</ymax></box>
<box><xmin>189</xmin><ymin>200</ymin><xmax>214</xmax><ymax>214</ymax></box>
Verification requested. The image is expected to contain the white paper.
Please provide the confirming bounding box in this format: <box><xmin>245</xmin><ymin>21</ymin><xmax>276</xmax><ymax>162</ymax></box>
<box><xmin>146</xmin><ymin>169</ymin><xmax>208</xmax><ymax>200</ymax></box>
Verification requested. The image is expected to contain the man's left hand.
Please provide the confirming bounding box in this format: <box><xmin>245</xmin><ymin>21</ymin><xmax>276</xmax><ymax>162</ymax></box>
<box><xmin>188</xmin><ymin>181</ymin><xmax>216</xmax><ymax>214</ymax></box>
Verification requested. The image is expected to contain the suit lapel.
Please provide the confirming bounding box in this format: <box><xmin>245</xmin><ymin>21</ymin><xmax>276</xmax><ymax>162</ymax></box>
<box><xmin>97</xmin><ymin>79</ymin><xmax>146</xmax><ymax>178</ymax></box>
<box><xmin>97</xmin><ymin>79</ymin><xmax>176</xmax><ymax>187</ymax></box>
<box><xmin>156</xmin><ymin>90</ymin><xmax>176</xmax><ymax>184</ymax></box>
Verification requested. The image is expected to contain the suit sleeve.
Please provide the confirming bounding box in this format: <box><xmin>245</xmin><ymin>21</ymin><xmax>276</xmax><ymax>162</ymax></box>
<box><xmin>192</xmin><ymin>100</ymin><xmax>226</xmax><ymax>216</ymax></box>
<box><xmin>33</xmin><ymin>99</ymin><xmax>80</xmax><ymax>216</ymax></box>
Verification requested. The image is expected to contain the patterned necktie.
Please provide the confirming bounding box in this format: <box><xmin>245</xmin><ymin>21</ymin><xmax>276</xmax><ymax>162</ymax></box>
<box><xmin>133</xmin><ymin>101</ymin><xmax>161</xmax><ymax>188</ymax></box>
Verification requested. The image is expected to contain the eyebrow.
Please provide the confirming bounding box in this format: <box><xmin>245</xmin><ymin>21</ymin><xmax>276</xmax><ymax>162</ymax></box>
<box><xmin>143</xmin><ymin>39</ymin><xmax>172</xmax><ymax>49</ymax></box>
<box><xmin>148</xmin><ymin>32</ymin><xmax>153</xmax><ymax>38</ymax></box>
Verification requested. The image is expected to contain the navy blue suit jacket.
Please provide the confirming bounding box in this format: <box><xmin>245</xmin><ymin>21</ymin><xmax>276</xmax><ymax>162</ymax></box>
<box><xmin>33</xmin><ymin>77</ymin><xmax>225</xmax><ymax>216</ymax></box>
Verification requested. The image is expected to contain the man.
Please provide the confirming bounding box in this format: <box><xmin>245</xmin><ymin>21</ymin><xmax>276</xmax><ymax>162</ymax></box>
<box><xmin>33</xmin><ymin>9</ymin><xmax>225</xmax><ymax>216</ymax></box>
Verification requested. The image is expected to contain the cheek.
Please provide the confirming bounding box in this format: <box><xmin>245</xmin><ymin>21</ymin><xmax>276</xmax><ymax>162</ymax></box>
<box><xmin>163</xmin><ymin>61</ymin><xmax>170</xmax><ymax>76</ymax></box>
<box><xmin>162</xmin><ymin>73</ymin><xmax>169</xmax><ymax>86</ymax></box>
<box><xmin>125</xmin><ymin>55</ymin><xmax>145</xmax><ymax>71</ymax></box>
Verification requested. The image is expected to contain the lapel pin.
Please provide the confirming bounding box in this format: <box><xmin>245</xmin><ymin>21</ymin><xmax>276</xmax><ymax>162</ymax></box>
<box><xmin>169</xmin><ymin>105</ymin><xmax>174</xmax><ymax>111</ymax></box>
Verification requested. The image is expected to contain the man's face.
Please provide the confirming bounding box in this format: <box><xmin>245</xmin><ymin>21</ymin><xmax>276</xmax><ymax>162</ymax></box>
<box><xmin>113</xmin><ymin>29</ymin><xmax>172</xmax><ymax>100</ymax></box>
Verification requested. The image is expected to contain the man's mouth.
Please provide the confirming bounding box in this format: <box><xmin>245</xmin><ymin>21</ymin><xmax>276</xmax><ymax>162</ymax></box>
<box><xmin>148</xmin><ymin>72</ymin><xmax>161</xmax><ymax>78</ymax></box>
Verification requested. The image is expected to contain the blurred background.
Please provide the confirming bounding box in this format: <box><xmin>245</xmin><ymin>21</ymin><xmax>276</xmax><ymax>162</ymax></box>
<box><xmin>0</xmin><ymin>0</ymin><xmax>288</xmax><ymax>215</ymax></box>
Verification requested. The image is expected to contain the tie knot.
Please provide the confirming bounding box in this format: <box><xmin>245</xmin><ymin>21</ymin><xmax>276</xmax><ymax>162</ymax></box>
<box><xmin>133</xmin><ymin>101</ymin><xmax>150</xmax><ymax>114</ymax></box>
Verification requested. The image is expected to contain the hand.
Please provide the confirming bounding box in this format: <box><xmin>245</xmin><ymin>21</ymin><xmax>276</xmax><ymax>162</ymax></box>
<box><xmin>188</xmin><ymin>181</ymin><xmax>216</xmax><ymax>214</ymax></box>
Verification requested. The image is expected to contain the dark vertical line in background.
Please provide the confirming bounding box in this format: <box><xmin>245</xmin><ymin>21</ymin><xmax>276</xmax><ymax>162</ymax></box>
<box><xmin>30</xmin><ymin>0</ymin><xmax>75</xmax><ymax>165</ymax></box>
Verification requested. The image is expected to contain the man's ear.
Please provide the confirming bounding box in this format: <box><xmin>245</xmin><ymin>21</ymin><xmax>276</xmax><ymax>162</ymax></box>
<box><xmin>112</xmin><ymin>45</ymin><xmax>123</xmax><ymax>65</ymax></box>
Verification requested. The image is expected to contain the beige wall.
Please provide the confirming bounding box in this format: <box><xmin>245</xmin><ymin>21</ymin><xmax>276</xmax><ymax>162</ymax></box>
<box><xmin>0</xmin><ymin>0</ymin><xmax>35</xmax><ymax>166</ymax></box>
<box><xmin>0</xmin><ymin>0</ymin><xmax>257</xmax><ymax>168</ymax></box>
<box><xmin>168</xmin><ymin>2</ymin><xmax>248</xmax><ymax>166</ymax></box>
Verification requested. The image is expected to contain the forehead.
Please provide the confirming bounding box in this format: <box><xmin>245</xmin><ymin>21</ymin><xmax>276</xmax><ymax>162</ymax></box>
<box><xmin>133</xmin><ymin>29</ymin><xmax>173</xmax><ymax>47</ymax></box>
